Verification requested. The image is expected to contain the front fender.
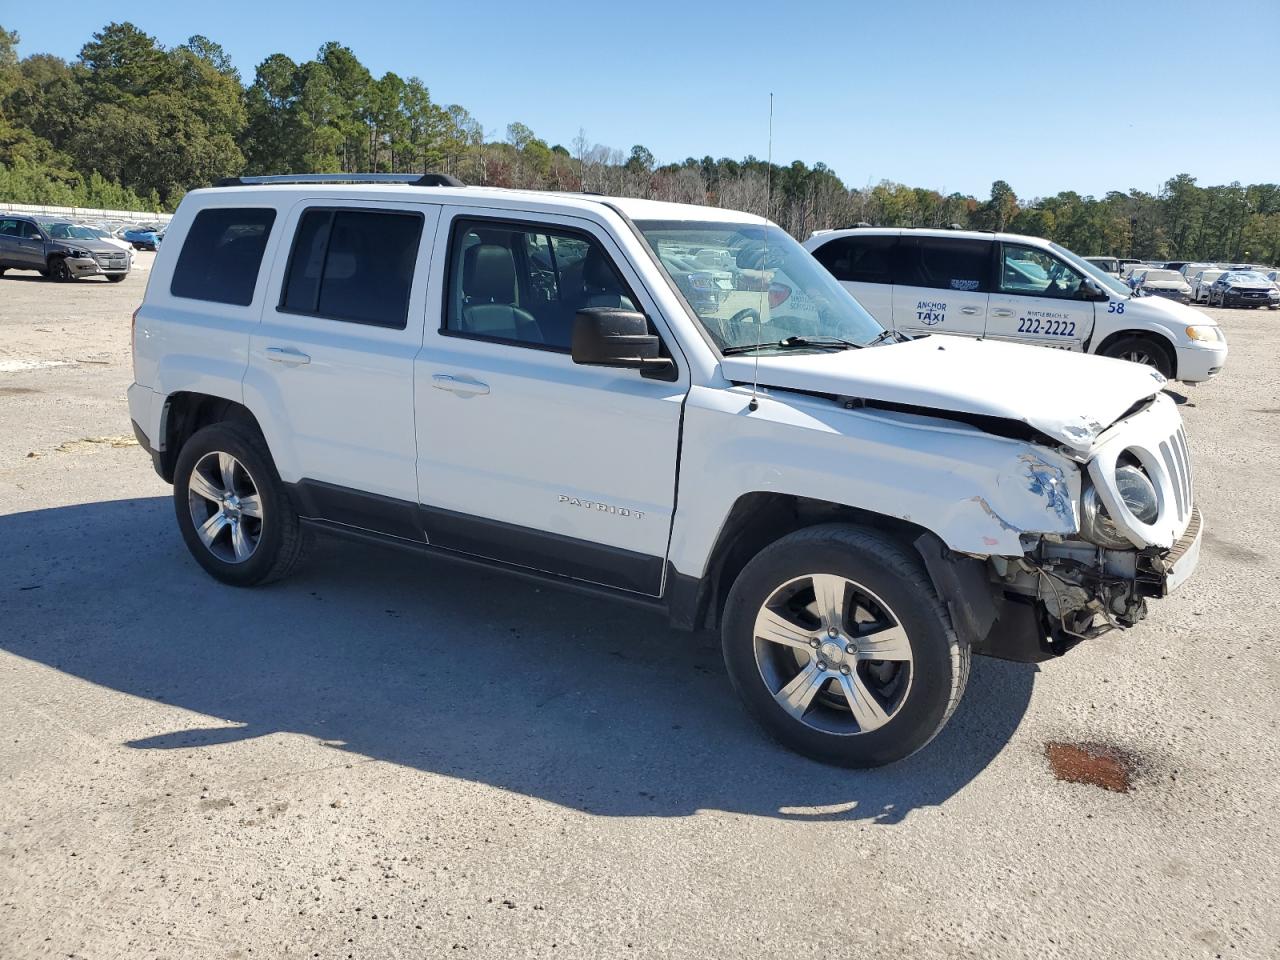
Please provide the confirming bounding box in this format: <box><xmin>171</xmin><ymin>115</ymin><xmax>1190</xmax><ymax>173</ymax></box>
<box><xmin>668</xmin><ymin>385</ymin><xmax>1080</xmax><ymax>578</ymax></box>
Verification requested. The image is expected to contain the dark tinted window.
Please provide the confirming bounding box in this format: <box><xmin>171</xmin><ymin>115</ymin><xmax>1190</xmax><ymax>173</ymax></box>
<box><xmin>445</xmin><ymin>218</ymin><xmax>635</xmax><ymax>350</ymax></box>
<box><xmin>812</xmin><ymin>235</ymin><xmax>896</xmax><ymax>284</ymax></box>
<box><xmin>897</xmin><ymin>237</ymin><xmax>990</xmax><ymax>292</ymax></box>
<box><xmin>170</xmin><ymin>208</ymin><xmax>276</xmax><ymax>306</ymax></box>
<box><xmin>280</xmin><ymin>209</ymin><xmax>423</xmax><ymax>328</ymax></box>
<box><xmin>0</xmin><ymin>219</ymin><xmax>20</xmax><ymax>237</ymax></box>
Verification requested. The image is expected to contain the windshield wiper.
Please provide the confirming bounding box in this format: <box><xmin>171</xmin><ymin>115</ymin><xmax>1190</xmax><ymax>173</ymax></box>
<box><xmin>722</xmin><ymin>335</ymin><xmax>862</xmax><ymax>356</ymax></box>
<box><xmin>867</xmin><ymin>329</ymin><xmax>907</xmax><ymax>346</ymax></box>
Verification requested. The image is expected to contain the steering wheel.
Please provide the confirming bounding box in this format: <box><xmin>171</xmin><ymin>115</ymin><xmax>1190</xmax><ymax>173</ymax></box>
<box><xmin>729</xmin><ymin>307</ymin><xmax>761</xmax><ymax>325</ymax></box>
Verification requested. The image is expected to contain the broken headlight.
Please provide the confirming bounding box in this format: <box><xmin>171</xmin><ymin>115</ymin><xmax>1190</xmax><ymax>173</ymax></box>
<box><xmin>1080</xmin><ymin>464</ymin><xmax>1158</xmax><ymax>549</ymax></box>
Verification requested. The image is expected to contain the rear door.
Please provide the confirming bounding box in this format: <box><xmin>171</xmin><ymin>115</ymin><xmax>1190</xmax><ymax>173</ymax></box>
<box><xmin>244</xmin><ymin>199</ymin><xmax>438</xmax><ymax>533</ymax></box>
<box><xmin>890</xmin><ymin>236</ymin><xmax>991</xmax><ymax>337</ymax></box>
<box><xmin>809</xmin><ymin>233</ymin><xmax>897</xmax><ymax>326</ymax></box>
<box><xmin>985</xmin><ymin>241</ymin><xmax>1094</xmax><ymax>351</ymax></box>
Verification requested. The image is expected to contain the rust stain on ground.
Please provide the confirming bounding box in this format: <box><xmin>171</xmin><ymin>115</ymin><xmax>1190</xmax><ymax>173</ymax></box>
<box><xmin>1045</xmin><ymin>741</ymin><xmax>1137</xmax><ymax>793</ymax></box>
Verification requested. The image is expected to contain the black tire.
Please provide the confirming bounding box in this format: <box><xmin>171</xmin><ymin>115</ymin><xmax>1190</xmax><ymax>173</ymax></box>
<box><xmin>47</xmin><ymin>258</ymin><xmax>73</xmax><ymax>282</ymax></box>
<box><xmin>172</xmin><ymin>421</ymin><xmax>311</xmax><ymax>586</ymax></box>
<box><xmin>721</xmin><ymin>524</ymin><xmax>969</xmax><ymax>768</ymax></box>
<box><xmin>1099</xmin><ymin>335</ymin><xmax>1174</xmax><ymax>379</ymax></box>
<box><xmin>107</xmin><ymin>274</ymin><xmax>126</xmax><ymax>283</ymax></box>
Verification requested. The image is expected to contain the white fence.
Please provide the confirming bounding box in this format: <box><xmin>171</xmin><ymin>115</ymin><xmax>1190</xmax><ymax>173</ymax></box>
<box><xmin>0</xmin><ymin>202</ymin><xmax>172</xmax><ymax>223</ymax></box>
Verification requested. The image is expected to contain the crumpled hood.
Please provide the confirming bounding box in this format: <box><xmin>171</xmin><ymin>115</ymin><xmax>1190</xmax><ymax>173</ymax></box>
<box><xmin>720</xmin><ymin>336</ymin><xmax>1165</xmax><ymax>450</ymax></box>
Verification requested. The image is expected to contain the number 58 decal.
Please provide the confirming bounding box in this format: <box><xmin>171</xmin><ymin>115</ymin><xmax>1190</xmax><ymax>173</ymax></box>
<box><xmin>1107</xmin><ymin>301</ymin><xmax>1126</xmax><ymax>314</ymax></box>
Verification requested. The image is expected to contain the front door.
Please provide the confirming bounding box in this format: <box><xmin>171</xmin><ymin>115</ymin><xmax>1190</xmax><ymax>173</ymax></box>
<box><xmin>985</xmin><ymin>241</ymin><xmax>1095</xmax><ymax>351</ymax></box>
<box><xmin>413</xmin><ymin>208</ymin><xmax>687</xmax><ymax>596</ymax></box>
<box><xmin>890</xmin><ymin>236</ymin><xmax>991</xmax><ymax>338</ymax></box>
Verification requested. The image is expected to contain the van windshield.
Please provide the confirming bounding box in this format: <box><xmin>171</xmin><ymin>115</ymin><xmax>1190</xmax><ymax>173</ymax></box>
<box><xmin>1051</xmin><ymin>242</ymin><xmax>1131</xmax><ymax>298</ymax></box>
<box><xmin>636</xmin><ymin>220</ymin><xmax>885</xmax><ymax>353</ymax></box>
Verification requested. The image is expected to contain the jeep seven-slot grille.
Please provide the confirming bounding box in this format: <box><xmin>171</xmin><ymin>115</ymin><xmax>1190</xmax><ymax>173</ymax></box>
<box><xmin>1159</xmin><ymin>427</ymin><xmax>1193</xmax><ymax>523</ymax></box>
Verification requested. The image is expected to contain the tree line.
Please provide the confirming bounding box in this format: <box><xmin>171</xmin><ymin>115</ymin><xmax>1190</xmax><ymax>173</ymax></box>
<box><xmin>2</xmin><ymin>21</ymin><xmax>1278</xmax><ymax>264</ymax></box>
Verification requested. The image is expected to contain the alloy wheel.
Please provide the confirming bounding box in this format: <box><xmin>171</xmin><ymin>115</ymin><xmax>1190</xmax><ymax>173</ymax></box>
<box><xmin>187</xmin><ymin>451</ymin><xmax>264</xmax><ymax>564</ymax></box>
<box><xmin>752</xmin><ymin>573</ymin><xmax>914</xmax><ymax>735</ymax></box>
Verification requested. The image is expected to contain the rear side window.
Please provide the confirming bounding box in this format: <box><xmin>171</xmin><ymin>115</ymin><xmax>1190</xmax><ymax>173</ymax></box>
<box><xmin>170</xmin><ymin>208</ymin><xmax>276</xmax><ymax>306</ymax></box>
<box><xmin>897</xmin><ymin>237</ymin><xmax>990</xmax><ymax>292</ymax></box>
<box><xmin>812</xmin><ymin>235</ymin><xmax>896</xmax><ymax>284</ymax></box>
<box><xmin>280</xmin><ymin>209</ymin><xmax>423</xmax><ymax>329</ymax></box>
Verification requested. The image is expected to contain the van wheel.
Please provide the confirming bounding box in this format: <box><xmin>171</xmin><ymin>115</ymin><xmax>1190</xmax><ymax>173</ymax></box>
<box><xmin>721</xmin><ymin>524</ymin><xmax>969</xmax><ymax>768</ymax></box>
<box><xmin>1100</xmin><ymin>335</ymin><xmax>1173</xmax><ymax>379</ymax></box>
<box><xmin>172</xmin><ymin>421</ymin><xmax>311</xmax><ymax>586</ymax></box>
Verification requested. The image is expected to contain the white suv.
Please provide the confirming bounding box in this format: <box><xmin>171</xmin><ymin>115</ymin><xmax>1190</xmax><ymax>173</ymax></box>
<box><xmin>803</xmin><ymin>227</ymin><xmax>1228</xmax><ymax>382</ymax></box>
<box><xmin>128</xmin><ymin>174</ymin><xmax>1203</xmax><ymax>768</ymax></box>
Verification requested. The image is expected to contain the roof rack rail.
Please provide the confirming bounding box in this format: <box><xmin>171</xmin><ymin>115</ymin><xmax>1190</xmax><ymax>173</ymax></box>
<box><xmin>214</xmin><ymin>172</ymin><xmax>465</xmax><ymax>188</ymax></box>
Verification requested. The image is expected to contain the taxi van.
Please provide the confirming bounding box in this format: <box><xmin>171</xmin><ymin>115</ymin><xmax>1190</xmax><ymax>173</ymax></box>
<box><xmin>804</xmin><ymin>227</ymin><xmax>1227</xmax><ymax>383</ymax></box>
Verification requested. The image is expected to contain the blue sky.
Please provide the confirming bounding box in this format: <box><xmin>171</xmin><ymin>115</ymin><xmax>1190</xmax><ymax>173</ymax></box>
<box><xmin>5</xmin><ymin>0</ymin><xmax>1278</xmax><ymax>199</ymax></box>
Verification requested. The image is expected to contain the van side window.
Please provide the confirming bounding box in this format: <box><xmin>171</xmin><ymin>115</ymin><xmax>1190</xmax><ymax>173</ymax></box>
<box><xmin>897</xmin><ymin>237</ymin><xmax>990</xmax><ymax>293</ymax></box>
<box><xmin>280</xmin><ymin>209</ymin><xmax>424</xmax><ymax>329</ymax></box>
<box><xmin>999</xmin><ymin>243</ymin><xmax>1084</xmax><ymax>300</ymax></box>
<box><xmin>170</xmin><ymin>208</ymin><xmax>277</xmax><ymax>306</ymax></box>
<box><xmin>444</xmin><ymin>218</ymin><xmax>635</xmax><ymax>351</ymax></box>
<box><xmin>813</xmin><ymin>235</ymin><xmax>895</xmax><ymax>284</ymax></box>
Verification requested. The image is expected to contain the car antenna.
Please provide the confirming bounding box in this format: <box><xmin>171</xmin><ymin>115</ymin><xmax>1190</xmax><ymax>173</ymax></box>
<box><xmin>748</xmin><ymin>92</ymin><xmax>773</xmax><ymax>414</ymax></box>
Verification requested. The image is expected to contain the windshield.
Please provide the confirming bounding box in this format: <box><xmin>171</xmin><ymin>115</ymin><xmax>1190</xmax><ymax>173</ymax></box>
<box><xmin>635</xmin><ymin>220</ymin><xmax>884</xmax><ymax>353</ymax></box>
<box><xmin>39</xmin><ymin>222</ymin><xmax>101</xmax><ymax>241</ymax></box>
<box><xmin>1050</xmin><ymin>242</ymin><xmax>1131</xmax><ymax>297</ymax></box>
<box><xmin>1143</xmin><ymin>270</ymin><xmax>1183</xmax><ymax>283</ymax></box>
<box><xmin>1224</xmin><ymin>271</ymin><xmax>1269</xmax><ymax>284</ymax></box>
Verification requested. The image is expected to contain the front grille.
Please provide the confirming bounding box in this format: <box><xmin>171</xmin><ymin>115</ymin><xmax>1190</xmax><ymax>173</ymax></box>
<box><xmin>1158</xmin><ymin>426</ymin><xmax>1193</xmax><ymax>523</ymax></box>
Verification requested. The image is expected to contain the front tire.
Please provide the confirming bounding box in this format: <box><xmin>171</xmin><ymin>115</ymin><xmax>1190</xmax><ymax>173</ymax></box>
<box><xmin>721</xmin><ymin>524</ymin><xmax>969</xmax><ymax>768</ymax></box>
<box><xmin>172</xmin><ymin>421</ymin><xmax>311</xmax><ymax>586</ymax></box>
<box><xmin>107</xmin><ymin>274</ymin><xmax>126</xmax><ymax>283</ymax></box>
<box><xmin>1100</xmin><ymin>335</ymin><xmax>1174</xmax><ymax>379</ymax></box>
<box><xmin>47</xmin><ymin>258</ymin><xmax>73</xmax><ymax>282</ymax></box>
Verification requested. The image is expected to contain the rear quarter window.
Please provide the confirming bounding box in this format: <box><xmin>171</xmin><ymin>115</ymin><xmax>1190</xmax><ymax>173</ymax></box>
<box><xmin>170</xmin><ymin>208</ymin><xmax>277</xmax><ymax>306</ymax></box>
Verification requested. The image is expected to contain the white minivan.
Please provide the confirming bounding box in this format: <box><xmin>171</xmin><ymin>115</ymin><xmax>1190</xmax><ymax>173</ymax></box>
<box><xmin>803</xmin><ymin>228</ymin><xmax>1227</xmax><ymax>383</ymax></box>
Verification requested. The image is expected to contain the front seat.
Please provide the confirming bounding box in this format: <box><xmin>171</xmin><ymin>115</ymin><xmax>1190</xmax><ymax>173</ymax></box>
<box><xmin>461</xmin><ymin>243</ymin><xmax>542</xmax><ymax>343</ymax></box>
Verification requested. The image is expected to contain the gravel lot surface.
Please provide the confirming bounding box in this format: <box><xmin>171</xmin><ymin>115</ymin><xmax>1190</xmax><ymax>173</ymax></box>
<box><xmin>1</xmin><ymin>259</ymin><xmax>1277</xmax><ymax>959</ymax></box>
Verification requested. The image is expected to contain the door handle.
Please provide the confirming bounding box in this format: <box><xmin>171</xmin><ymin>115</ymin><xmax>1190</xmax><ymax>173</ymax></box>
<box><xmin>265</xmin><ymin>346</ymin><xmax>311</xmax><ymax>366</ymax></box>
<box><xmin>960</xmin><ymin>306</ymin><xmax>980</xmax><ymax>315</ymax></box>
<box><xmin>991</xmin><ymin>309</ymin><xmax>1015</xmax><ymax>318</ymax></box>
<box><xmin>432</xmin><ymin>374</ymin><xmax>490</xmax><ymax>397</ymax></box>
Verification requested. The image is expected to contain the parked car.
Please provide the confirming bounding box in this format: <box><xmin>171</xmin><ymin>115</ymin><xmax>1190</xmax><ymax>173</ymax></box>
<box><xmin>1116</xmin><ymin>257</ymin><xmax>1145</xmax><ymax>276</ymax></box>
<box><xmin>804</xmin><ymin>227</ymin><xmax>1227</xmax><ymax>382</ymax></box>
<box><xmin>1189</xmin><ymin>269</ymin><xmax>1225</xmax><ymax>303</ymax></box>
<box><xmin>1209</xmin><ymin>270</ymin><xmax>1280</xmax><ymax>308</ymax></box>
<box><xmin>44</xmin><ymin>221</ymin><xmax>133</xmax><ymax>262</ymax></box>
<box><xmin>123</xmin><ymin>224</ymin><xmax>163</xmax><ymax>250</ymax></box>
<box><xmin>127</xmin><ymin>173</ymin><xmax>1204</xmax><ymax>769</ymax></box>
<box><xmin>1084</xmin><ymin>256</ymin><xmax>1120</xmax><ymax>274</ymax></box>
<box><xmin>1177</xmin><ymin>262</ymin><xmax>1214</xmax><ymax>283</ymax></box>
<box><xmin>0</xmin><ymin>215</ymin><xmax>130</xmax><ymax>281</ymax></box>
<box><xmin>1131</xmin><ymin>268</ymin><xmax>1193</xmax><ymax>303</ymax></box>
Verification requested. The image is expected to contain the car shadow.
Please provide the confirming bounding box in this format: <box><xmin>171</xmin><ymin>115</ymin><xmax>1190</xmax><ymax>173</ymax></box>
<box><xmin>0</xmin><ymin>497</ymin><xmax>1037</xmax><ymax>823</ymax></box>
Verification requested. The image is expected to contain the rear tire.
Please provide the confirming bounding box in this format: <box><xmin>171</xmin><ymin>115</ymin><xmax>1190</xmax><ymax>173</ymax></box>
<box><xmin>172</xmin><ymin>421</ymin><xmax>311</xmax><ymax>586</ymax></box>
<box><xmin>1100</xmin><ymin>335</ymin><xmax>1174</xmax><ymax>379</ymax></box>
<box><xmin>721</xmin><ymin>524</ymin><xmax>969</xmax><ymax>768</ymax></box>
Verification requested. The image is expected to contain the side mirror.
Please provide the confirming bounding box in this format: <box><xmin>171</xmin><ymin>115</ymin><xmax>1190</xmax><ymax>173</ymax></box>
<box><xmin>1081</xmin><ymin>279</ymin><xmax>1110</xmax><ymax>302</ymax></box>
<box><xmin>572</xmin><ymin>307</ymin><xmax>676</xmax><ymax>380</ymax></box>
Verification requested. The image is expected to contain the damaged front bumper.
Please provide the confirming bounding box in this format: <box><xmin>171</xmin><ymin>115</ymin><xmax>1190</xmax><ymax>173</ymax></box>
<box><xmin>976</xmin><ymin>507</ymin><xmax>1204</xmax><ymax>662</ymax></box>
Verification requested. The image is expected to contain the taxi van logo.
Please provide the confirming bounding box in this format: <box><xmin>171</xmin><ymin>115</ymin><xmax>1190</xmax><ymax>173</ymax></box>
<box><xmin>916</xmin><ymin>300</ymin><xmax>946</xmax><ymax>326</ymax></box>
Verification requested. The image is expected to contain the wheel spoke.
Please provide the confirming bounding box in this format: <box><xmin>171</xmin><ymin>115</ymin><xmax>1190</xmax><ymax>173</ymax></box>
<box><xmin>838</xmin><ymin>672</ymin><xmax>891</xmax><ymax>732</ymax></box>
<box><xmin>218</xmin><ymin>453</ymin><xmax>238</xmax><ymax>493</ymax></box>
<box><xmin>755</xmin><ymin>608</ymin><xmax>814</xmax><ymax>651</ymax></box>
<box><xmin>774</xmin><ymin>661</ymin><xmax>827</xmax><ymax>721</ymax></box>
<box><xmin>230</xmin><ymin>520</ymin><xmax>252</xmax><ymax>561</ymax></box>
<box><xmin>238</xmin><ymin>494</ymin><xmax>263</xmax><ymax>519</ymax></box>
<box><xmin>856</xmin><ymin>623</ymin><xmax>912</xmax><ymax>662</ymax></box>
<box><xmin>189</xmin><ymin>469</ymin><xmax>225</xmax><ymax>503</ymax></box>
<box><xmin>196</xmin><ymin>510</ymin><xmax>228</xmax><ymax>548</ymax></box>
<box><xmin>810</xmin><ymin>574</ymin><xmax>846</xmax><ymax>632</ymax></box>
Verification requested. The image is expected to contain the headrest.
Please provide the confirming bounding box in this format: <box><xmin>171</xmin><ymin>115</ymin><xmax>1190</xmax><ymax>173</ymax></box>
<box><xmin>583</xmin><ymin>246</ymin><xmax>616</xmax><ymax>289</ymax></box>
<box><xmin>463</xmin><ymin>243</ymin><xmax>516</xmax><ymax>304</ymax></box>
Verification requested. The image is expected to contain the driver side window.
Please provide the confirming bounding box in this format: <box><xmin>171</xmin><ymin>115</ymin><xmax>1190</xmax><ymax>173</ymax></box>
<box><xmin>999</xmin><ymin>243</ymin><xmax>1083</xmax><ymax>300</ymax></box>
